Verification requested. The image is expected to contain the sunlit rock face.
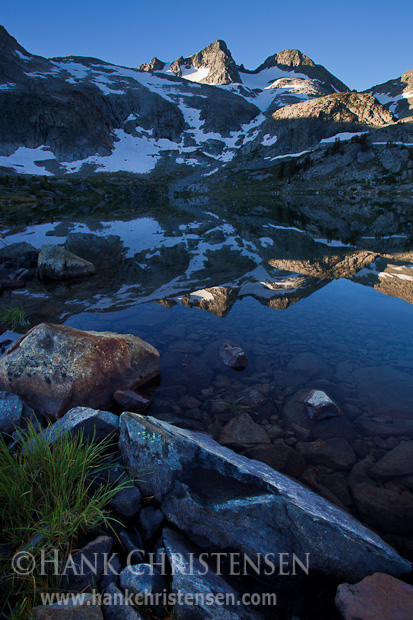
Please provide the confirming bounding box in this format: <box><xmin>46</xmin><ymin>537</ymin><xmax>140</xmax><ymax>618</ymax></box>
<box><xmin>352</xmin><ymin>257</ymin><xmax>413</xmax><ymax>304</ymax></box>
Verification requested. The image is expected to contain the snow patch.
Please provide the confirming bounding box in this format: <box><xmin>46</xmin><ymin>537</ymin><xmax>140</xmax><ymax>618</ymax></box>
<box><xmin>259</xmin><ymin>237</ymin><xmax>274</xmax><ymax>247</ymax></box>
<box><xmin>320</xmin><ymin>132</ymin><xmax>368</xmax><ymax>144</ymax></box>
<box><xmin>262</xmin><ymin>134</ymin><xmax>278</xmax><ymax>146</ymax></box>
<box><xmin>0</xmin><ymin>146</ymin><xmax>55</xmax><ymax>176</ymax></box>
<box><xmin>181</xmin><ymin>66</ymin><xmax>210</xmax><ymax>83</ymax></box>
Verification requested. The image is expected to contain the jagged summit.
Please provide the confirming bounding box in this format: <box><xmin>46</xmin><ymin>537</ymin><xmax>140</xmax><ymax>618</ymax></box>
<box><xmin>138</xmin><ymin>57</ymin><xmax>166</xmax><ymax>72</ymax></box>
<box><xmin>167</xmin><ymin>39</ymin><xmax>240</xmax><ymax>85</ymax></box>
<box><xmin>138</xmin><ymin>39</ymin><xmax>240</xmax><ymax>85</ymax></box>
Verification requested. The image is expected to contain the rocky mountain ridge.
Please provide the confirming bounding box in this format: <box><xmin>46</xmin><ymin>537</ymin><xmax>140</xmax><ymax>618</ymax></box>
<box><xmin>0</xmin><ymin>25</ymin><xmax>411</xmax><ymax>180</ymax></box>
<box><xmin>367</xmin><ymin>69</ymin><xmax>413</xmax><ymax>119</ymax></box>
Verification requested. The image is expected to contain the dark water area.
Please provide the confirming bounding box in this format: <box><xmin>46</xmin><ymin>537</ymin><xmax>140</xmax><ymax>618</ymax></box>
<box><xmin>65</xmin><ymin>277</ymin><xmax>413</xmax><ymax>427</ymax></box>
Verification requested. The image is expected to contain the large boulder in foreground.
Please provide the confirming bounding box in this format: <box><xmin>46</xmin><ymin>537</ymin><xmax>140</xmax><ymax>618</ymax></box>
<box><xmin>119</xmin><ymin>413</ymin><xmax>411</xmax><ymax>583</ymax></box>
<box><xmin>0</xmin><ymin>324</ymin><xmax>160</xmax><ymax>419</ymax></box>
<box><xmin>37</xmin><ymin>244</ymin><xmax>96</xmax><ymax>280</ymax></box>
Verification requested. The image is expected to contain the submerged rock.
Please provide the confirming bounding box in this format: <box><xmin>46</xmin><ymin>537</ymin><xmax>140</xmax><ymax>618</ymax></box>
<box><xmin>37</xmin><ymin>244</ymin><xmax>96</xmax><ymax>280</ymax></box>
<box><xmin>304</xmin><ymin>389</ymin><xmax>341</xmax><ymax>420</ymax></box>
<box><xmin>113</xmin><ymin>389</ymin><xmax>152</xmax><ymax>413</ymax></box>
<box><xmin>246</xmin><ymin>442</ymin><xmax>306</xmax><ymax>478</ymax></box>
<box><xmin>0</xmin><ymin>323</ymin><xmax>160</xmax><ymax>419</ymax></box>
<box><xmin>119</xmin><ymin>413</ymin><xmax>411</xmax><ymax>583</ymax></box>
<box><xmin>370</xmin><ymin>441</ymin><xmax>413</xmax><ymax>480</ymax></box>
<box><xmin>219</xmin><ymin>343</ymin><xmax>248</xmax><ymax>368</ymax></box>
<box><xmin>282</xmin><ymin>388</ymin><xmax>355</xmax><ymax>443</ymax></box>
<box><xmin>335</xmin><ymin>572</ymin><xmax>413</xmax><ymax>620</ymax></box>
<box><xmin>218</xmin><ymin>413</ymin><xmax>271</xmax><ymax>449</ymax></box>
<box><xmin>351</xmin><ymin>483</ymin><xmax>413</xmax><ymax>535</ymax></box>
<box><xmin>296</xmin><ymin>438</ymin><xmax>356</xmax><ymax>471</ymax></box>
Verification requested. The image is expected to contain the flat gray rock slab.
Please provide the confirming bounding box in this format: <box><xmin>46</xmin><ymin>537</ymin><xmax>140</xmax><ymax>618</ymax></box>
<box><xmin>119</xmin><ymin>413</ymin><xmax>411</xmax><ymax>583</ymax></box>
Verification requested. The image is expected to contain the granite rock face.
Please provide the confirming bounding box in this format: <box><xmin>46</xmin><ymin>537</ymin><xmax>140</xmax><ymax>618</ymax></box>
<box><xmin>169</xmin><ymin>40</ymin><xmax>241</xmax><ymax>85</ymax></box>
<box><xmin>272</xmin><ymin>93</ymin><xmax>394</xmax><ymax>126</ymax></box>
<box><xmin>119</xmin><ymin>413</ymin><xmax>411</xmax><ymax>583</ymax></box>
<box><xmin>0</xmin><ymin>323</ymin><xmax>160</xmax><ymax>419</ymax></box>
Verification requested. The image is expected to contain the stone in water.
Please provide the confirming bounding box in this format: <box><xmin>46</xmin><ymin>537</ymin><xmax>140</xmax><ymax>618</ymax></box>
<box><xmin>304</xmin><ymin>389</ymin><xmax>341</xmax><ymax>420</ymax></box>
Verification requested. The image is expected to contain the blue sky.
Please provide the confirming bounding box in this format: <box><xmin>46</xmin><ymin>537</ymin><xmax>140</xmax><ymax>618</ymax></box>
<box><xmin>2</xmin><ymin>0</ymin><xmax>412</xmax><ymax>90</ymax></box>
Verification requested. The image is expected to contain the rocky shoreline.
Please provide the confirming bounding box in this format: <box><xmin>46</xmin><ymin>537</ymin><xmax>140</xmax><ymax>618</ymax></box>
<box><xmin>0</xmin><ymin>320</ymin><xmax>412</xmax><ymax>619</ymax></box>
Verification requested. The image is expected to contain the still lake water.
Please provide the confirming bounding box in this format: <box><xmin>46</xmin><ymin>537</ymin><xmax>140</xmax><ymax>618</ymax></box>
<box><xmin>3</xmin><ymin>199</ymin><xmax>412</xmax><ymax>431</ymax></box>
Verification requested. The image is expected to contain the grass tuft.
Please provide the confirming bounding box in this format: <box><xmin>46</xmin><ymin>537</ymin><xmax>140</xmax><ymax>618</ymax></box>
<box><xmin>0</xmin><ymin>304</ymin><xmax>29</xmax><ymax>330</ymax></box>
<box><xmin>0</xmin><ymin>423</ymin><xmax>129</xmax><ymax>617</ymax></box>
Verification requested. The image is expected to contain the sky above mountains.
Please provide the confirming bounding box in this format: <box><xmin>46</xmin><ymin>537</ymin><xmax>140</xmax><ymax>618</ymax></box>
<box><xmin>2</xmin><ymin>0</ymin><xmax>412</xmax><ymax>91</ymax></box>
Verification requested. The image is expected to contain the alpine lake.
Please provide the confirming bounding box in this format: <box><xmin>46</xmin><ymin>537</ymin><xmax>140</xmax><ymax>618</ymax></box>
<box><xmin>1</xmin><ymin>192</ymin><xmax>413</xmax><ymax>562</ymax></box>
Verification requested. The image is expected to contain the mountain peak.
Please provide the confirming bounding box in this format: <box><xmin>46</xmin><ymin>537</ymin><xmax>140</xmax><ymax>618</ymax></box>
<box><xmin>138</xmin><ymin>56</ymin><xmax>165</xmax><ymax>72</ymax></box>
<box><xmin>263</xmin><ymin>49</ymin><xmax>315</xmax><ymax>70</ymax></box>
<box><xmin>0</xmin><ymin>24</ymin><xmax>31</xmax><ymax>58</ymax></box>
<box><xmin>167</xmin><ymin>39</ymin><xmax>240</xmax><ymax>85</ymax></box>
<box><xmin>255</xmin><ymin>48</ymin><xmax>349</xmax><ymax>93</ymax></box>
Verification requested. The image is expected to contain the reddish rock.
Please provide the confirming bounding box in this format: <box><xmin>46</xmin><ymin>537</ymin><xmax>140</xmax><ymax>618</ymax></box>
<box><xmin>219</xmin><ymin>343</ymin><xmax>247</xmax><ymax>368</ymax></box>
<box><xmin>335</xmin><ymin>572</ymin><xmax>413</xmax><ymax>620</ymax></box>
<box><xmin>0</xmin><ymin>323</ymin><xmax>160</xmax><ymax>420</ymax></box>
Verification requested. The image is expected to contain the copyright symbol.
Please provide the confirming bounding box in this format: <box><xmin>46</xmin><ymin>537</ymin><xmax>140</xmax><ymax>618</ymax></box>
<box><xmin>11</xmin><ymin>551</ymin><xmax>36</xmax><ymax>575</ymax></box>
